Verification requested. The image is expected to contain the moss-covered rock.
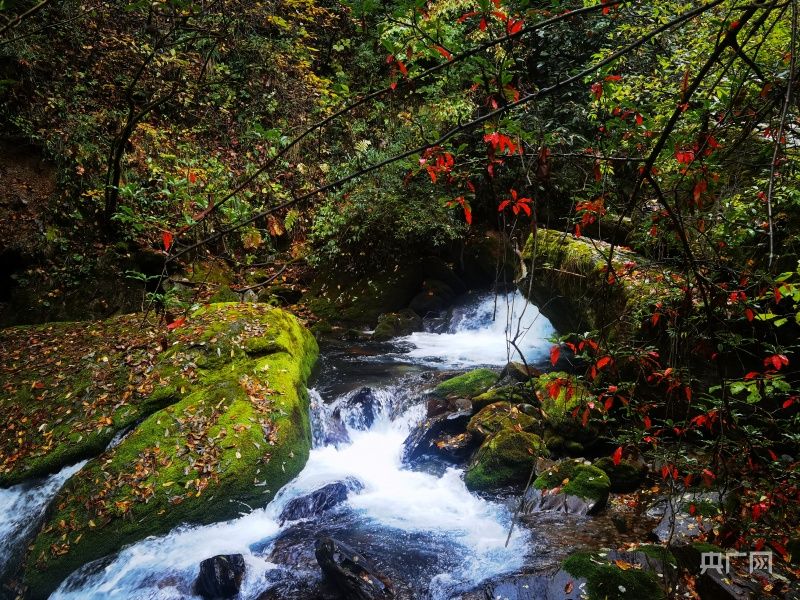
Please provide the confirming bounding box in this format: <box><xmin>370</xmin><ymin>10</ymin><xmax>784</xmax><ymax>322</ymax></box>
<box><xmin>471</xmin><ymin>383</ymin><xmax>533</xmax><ymax>412</ymax></box>
<box><xmin>593</xmin><ymin>457</ymin><xmax>648</xmax><ymax>493</ymax></box>
<box><xmin>561</xmin><ymin>551</ymin><xmax>666</xmax><ymax>600</ymax></box>
<box><xmin>533</xmin><ymin>372</ymin><xmax>599</xmax><ymax>454</ymax></box>
<box><xmin>466</xmin><ymin>402</ymin><xmax>538</xmax><ymax>441</ymax></box>
<box><xmin>434</xmin><ymin>369</ymin><xmax>498</xmax><ymax>398</ymax></box>
<box><xmin>409</xmin><ymin>279</ymin><xmax>455</xmax><ymax>315</ymax></box>
<box><xmin>372</xmin><ymin>309</ymin><xmax>423</xmax><ymax>341</ymax></box>
<box><xmin>464</xmin><ymin>430</ymin><xmax>544</xmax><ymax>491</ymax></box>
<box><xmin>519</xmin><ymin>228</ymin><xmax>675</xmax><ymax>339</ymax></box>
<box><xmin>21</xmin><ymin>303</ymin><xmax>318</xmax><ymax>599</ymax></box>
<box><xmin>534</xmin><ymin>459</ymin><xmax>611</xmax><ymax>506</ymax></box>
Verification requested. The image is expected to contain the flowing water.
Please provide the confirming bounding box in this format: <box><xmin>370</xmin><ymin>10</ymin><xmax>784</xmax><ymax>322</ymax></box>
<box><xmin>2</xmin><ymin>291</ymin><xmax>563</xmax><ymax>599</ymax></box>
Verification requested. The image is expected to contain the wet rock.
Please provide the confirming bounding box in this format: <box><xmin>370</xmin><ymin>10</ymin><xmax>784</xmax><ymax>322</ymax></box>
<box><xmin>194</xmin><ymin>554</ymin><xmax>246</xmax><ymax>600</ymax></box>
<box><xmin>279</xmin><ymin>479</ymin><xmax>364</xmax><ymax>524</ymax></box>
<box><xmin>426</xmin><ymin>396</ymin><xmax>471</xmax><ymax>418</ymax></box>
<box><xmin>592</xmin><ymin>457</ymin><xmax>647</xmax><ymax>493</ymax></box>
<box><xmin>314</xmin><ymin>537</ymin><xmax>394</xmax><ymax>600</ymax></box>
<box><xmin>322</xmin><ymin>411</ymin><xmax>351</xmax><ymax>447</ymax></box>
<box><xmin>523</xmin><ymin>460</ymin><xmax>611</xmax><ymax>515</ymax></box>
<box><xmin>559</xmin><ymin>550</ymin><xmax>667</xmax><ymax>600</ymax></box>
<box><xmin>471</xmin><ymin>383</ymin><xmax>531</xmax><ymax>412</ymax></box>
<box><xmin>402</xmin><ymin>410</ymin><xmax>474</xmax><ymax>464</ymax></box>
<box><xmin>651</xmin><ymin>491</ymin><xmax>727</xmax><ymax>544</ymax></box>
<box><xmin>344</xmin><ymin>387</ymin><xmax>380</xmax><ymax>429</ymax></box>
<box><xmin>697</xmin><ymin>567</ymin><xmax>761</xmax><ymax>600</ymax></box>
<box><xmin>372</xmin><ymin>309</ymin><xmax>423</xmax><ymax>341</ymax></box>
<box><xmin>467</xmin><ymin>401</ymin><xmax>538</xmax><ymax>442</ymax></box>
<box><xmin>464</xmin><ymin>430</ymin><xmax>544</xmax><ymax>491</ymax></box>
<box><xmin>500</xmin><ymin>361</ymin><xmax>540</xmax><ymax>382</ymax></box>
<box><xmin>409</xmin><ymin>279</ymin><xmax>455</xmax><ymax>316</ymax></box>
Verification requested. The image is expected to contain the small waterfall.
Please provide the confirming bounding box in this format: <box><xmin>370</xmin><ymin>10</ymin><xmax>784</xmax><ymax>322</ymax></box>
<box><xmin>396</xmin><ymin>290</ymin><xmax>554</xmax><ymax>368</ymax></box>
<box><xmin>52</xmin><ymin>376</ymin><xmax>526</xmax><ymax>599</ymax></box>
<box><xmin>0</xmin><ymin>460</ymin><xmax>86</xmax><ymax>578</ymax></box>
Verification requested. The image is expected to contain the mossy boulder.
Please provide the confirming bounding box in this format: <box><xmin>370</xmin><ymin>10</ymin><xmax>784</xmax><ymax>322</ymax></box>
<box><xmin>464</xmin><ymin>430</ymin><xmax>544</xmax><ymax>491</ymax></box>
<box><xmin>593</xmin><ymin>457</ymin><xmax>648</xmax><ymax>493</ymax></box>
<box><xmin>466</xmin><ymin>402</ymin><xmax>538</xmax><ymax>441</ymax></box>
<box><xmin>434</xmin><ymin>369</ymin><xmax>498</xmax><ymax>398</ymax></box>
<box><xmin>21</xmin><ymin>303</ymin><xmax>318</xmax><ymax>599</ymax></box>
<box><xmin>561</xmin><ymin>551</ymin><xmax>666</xmax><ymax>600</ymax></box>
<box><xmin>471</xmin><ymin>383</ymin><xmax>533</xmax><ymax>412</ymax></box>
<box><xmin>519</xmin><ymin>228</ymin><xmax>675</xmax><ymax>340</ymax></box>
<box><xmin>534</xmin><ymin>372</ymin><xmax>599</xmax><ymax>454</ymax></box>
<box><xmin>372</xmin><ymin>309</ymin><xmax>423</xmax><ymax>341</ymax></box>
<box><xmin>533</xmin><ymin>459</ymin><xmax>611</xmax><ymax>509</ymax></box>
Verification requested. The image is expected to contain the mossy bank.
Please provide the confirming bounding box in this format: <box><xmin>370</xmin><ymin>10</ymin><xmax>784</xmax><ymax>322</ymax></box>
<box><xmin>7</xmin><ymin>303</ymin><xmax>318</xmax><ymax>599</ymax></box>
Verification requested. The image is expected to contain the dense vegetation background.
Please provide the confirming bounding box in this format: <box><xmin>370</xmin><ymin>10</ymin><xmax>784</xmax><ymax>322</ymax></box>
<box><xmin>1</xmin><ymin>0</ymin><xmax>799</xmax><ymax>590</ymax></box>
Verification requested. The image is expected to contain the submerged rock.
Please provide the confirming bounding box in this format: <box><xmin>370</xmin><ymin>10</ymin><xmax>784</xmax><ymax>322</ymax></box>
<box><xmin>194</xmin><ymin>554</ymin><xmax>246</xmax><ymax>600</ymax></box>
<box><xmin>20</xmin><ymin>304</ymin><xmax>319</xmax><ymax>599</ymax></box>
<box><xmin>314</xmin><ymin>537</ymin><xmax>394</xmax><ymax>600</ymax></box>
<box><xmin>342</xmin><ymin>387</ymin><xmax>381</xmax><ymax>430</ymax></box>
<box><xmin>524</xmin><ymin>459</ymin><xmax>611</xmax><ymax>515</ymax></box>
<box><xmin>402</xmin><ymin>410</ymin><xmax>474</xmax><ymax>464</ymax></box>
<box><xmin>651</xmin><ymin>491</ymin><xmax>728</xmax><ymax>544</ymax></box>
<box><xmin>279</xmin><ymin>479</ymin><xmax>363</xmax><ymax>524</ymax></box>
<box><xmin>464</xmin><ymin>429</ymin><xmax>544</xmax><ymax>491</ymax></box>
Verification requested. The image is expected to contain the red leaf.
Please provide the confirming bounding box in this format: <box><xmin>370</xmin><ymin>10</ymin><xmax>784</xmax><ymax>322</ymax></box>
<box><xmin>479</xmin><ymin>17</ymin><xmax>487</xmax><ymax>31</ymax></box>
<box><xmin>506</xmin><ymin>18</ymin><xmax>523</xmax><ymax>35</ymax></box>
<box><xmin>162</xmin><ymin>231</ymin><xmax>174</xmax><ymax>251</ymax></box>
<box><xmin>693</xmin><ymin>179</ymin><xmax>707</xmax><ymax>204</ymax></box>
<box><xmin>434</xmin><ymin>45</ymin><xmax>452</xmax><ymax>60</ymax></box>
<box><xmin>550</xmin><ymin>345</ymin><xmax>561</xmax><ymax>366</ymax></box>
<box><xmin>612</xmin><ymin>446</ymin><xmax>623</xmax><ymax>466</ymax></box>
<box><xmin>596</xmin><ymin>355</ymin><xmax>613</xmax><ymax>370</ymax></box>
<box><xmin>635</xmin><ymin>113</ymin><xmax>643</xmax><ymax>126</ymax></box>
<box><xmin>591</xmin><ymin>82</ymin><xmax>603</xmax><ymax>100</ymax></box>
<box><xmin>783</xmin><ymin>397</ymin><xmax>796</xmax><ymax>409</ymax></box>
<box><xmin>188</xmin><ymin>170</ymin><xmax>197</xmax><ymax>184</ymax></box>
<box><xmin>396</xmin><ymin>60</ymin><xmax>408</xmax><ymax>76</ymax></box>
<box><xmin>650</xmin><ymin>313</ymin><xmax>661</xmax><ymax>327</ymax></box>
<box><xmin>745</xmin><ymin>308</ymin><xmax>755</xmax><ymax>322</ymax></box>
<box><xmin>581</xmin><ymin>407</ymin><xmax>590</xmax><ymax>427</ymax></box>
<box><xmin>167</xmin><ymin>316</ymin><xmax>186</xmax><ymax>331</ymax></box>
<box><xmin>497</xmin><ymin>200</ymin><xmax>510</xmax><ymax>212</ymax></box>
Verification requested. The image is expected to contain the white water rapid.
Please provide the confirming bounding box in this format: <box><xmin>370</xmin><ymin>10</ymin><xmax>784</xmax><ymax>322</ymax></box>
<box><xmin>396</xmin><ymin>290</ymin><xmax>554</xmax><ymax>368</ymax></box>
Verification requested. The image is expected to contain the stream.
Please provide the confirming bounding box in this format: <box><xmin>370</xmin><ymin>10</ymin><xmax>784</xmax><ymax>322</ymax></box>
<box><xmin>1</xmin><ymin>291</ymin><xmax>639</xmax><ymax>599</ymax></box>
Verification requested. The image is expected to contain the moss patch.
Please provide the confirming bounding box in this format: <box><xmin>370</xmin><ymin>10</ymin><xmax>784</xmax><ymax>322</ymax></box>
<box><xmin>435</xmin><ymin>369</ymin><xmax>498</xmax><ymax>398</ymax></box>
<box><xmin>22</xmin><ymin>303</ymin><xmax>318</xmax><ymax>599</ymax></box>
<box><xmin>593</xmin><ymin>457</ymin><xmax>647</xmax><ymax>493</ymax></box>
<box><xmin>562</xmin><ymin>552</ymin><xmax>666</xmax><ymax>600</ymax></box>
<box><xmin>534</xmin><ymin>459</ymin><xmax>611</xmax><ymax>504</ymax></box>
<box><xmin>372</xmin><ymin>309</ymin><xmax>422</xmax><ymax>341</ymax></box>
<box><xmin>471</xmin><ymin>383</ymin><xmax>533</xmax><ymax>411</ymax></box>
<box><xmin>467</xmin><ymin>402</ymin><xmax>538</xmax><ymax>441</ymax></box>
<box><xmin>465</xmin><ymin>430</ymin><xmax>544</xmax><ymax>491</ymax></box>
<box><xmin>519</xmin><ymin>228</ymin><xmax>676</xmax><ymax>340</ymax></box>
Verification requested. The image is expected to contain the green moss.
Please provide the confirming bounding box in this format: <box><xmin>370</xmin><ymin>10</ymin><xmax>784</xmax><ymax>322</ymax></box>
<box><xmin>209</xmin><ymin>286</ymin><xmax>240</xmax><ymax>303</ymax></box>
<box><xmin>435</xmin><ymin>369</ymin><xmax>498</xmax><ymax>398</ymax></box>
<box><xmin>534</xmin><ymin>459</ymin><xmax>610</xmax><ymax>504</ymax></box>
<box><xmin>471</xmin><ymin>383</ymin><xmax>532</xmax><ymax>411</ymax></box>
<box><xmin>634</xmin><ymin>545</ymin><xmax>677</xmax><ymax>566</ymax></box>
<box><xmin>593</xmin><ymin>457</ymin><xmax>647</xmax><ymax>493</ymax></box>
<box><xmin>466</xmin><ymin>402</ymin><xmax>538</xmax><ymax>441</ymax></box>
<box><xmin>465</xmin><ymin>430</ymin><xmax>544</xmax><ymax>491</ymax></box>
<box><xmin>562</xmin><ymin>552</ymin><xmax>666</xmax><ymax>600</ymax></box>
<box><xmin>23</xmin><ymin>304</ymin><xmax>318</xmax><ymax>599</ymax></box>
<box><xmin>372</xmin><ymin>309</ymin><xmax>422</xmax><ymax>341</ymax></box>
<box><xmin>519</xmin><ymin>228</ymin><xmax>674</xmax><ymax>339</ymax></box>
<box><xmin>534</xmin><ymin>372</ymin><xmax>588</xmax><ymax>423</ymax></box>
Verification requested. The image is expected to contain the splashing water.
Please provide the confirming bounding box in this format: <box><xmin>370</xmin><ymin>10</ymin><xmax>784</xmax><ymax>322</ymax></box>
<box><xmin>0</xmin><ymin>461</ymin><xmax>86</xmax><ymax>578</ymax></box>
<box><xmin>396</xmin><ymin>290</ymin><xmax>554</xmax><ymax>368</ymax></box>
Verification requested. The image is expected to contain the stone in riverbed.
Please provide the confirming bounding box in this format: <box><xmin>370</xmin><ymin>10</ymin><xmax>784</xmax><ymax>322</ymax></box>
<box><xmin>464</xmin><ymin>429</ymin><xmax>544</xmax><ymax>491</ymax></box>
<box><xmin>593</xmin><ymin>456</ymin><xmax>647</xmax><ymax>493</ymax></box>
<box><xmin>194</xmin><ymin>554</ymin><xmax>246</xmax><ymax>600</ymax></box>
<box><xmin>434</xmin><ymin>368</ymin><xmax>498</xmax><ymax>399</ymax></box>
<box><xmin>402</xmin><ymin>409</ymin><xmax>475</xmax><ymax>464</ymax></box>
<box><xmin>371</xmin><ymin>309</ymin><xmax>423</xmax><ymax>341</ymax></box>
<box><xmin>523</xmin><ymin>459</ymin><xmax>611</xmax><ymax>515</ymax></box>
<box><xmin>279</xmin><ymin>478</ymin><xmax>364</xmax><ymax>524</ymax></box>
<box><xmin>466</xmin><ymin>401</ymin><xmax>539</xmax><ymax>442</ymax></box>
<box><xmin>314</xmin><ymin>537</ymin><xmax>394</xmax><ymax>600</ymax></box>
